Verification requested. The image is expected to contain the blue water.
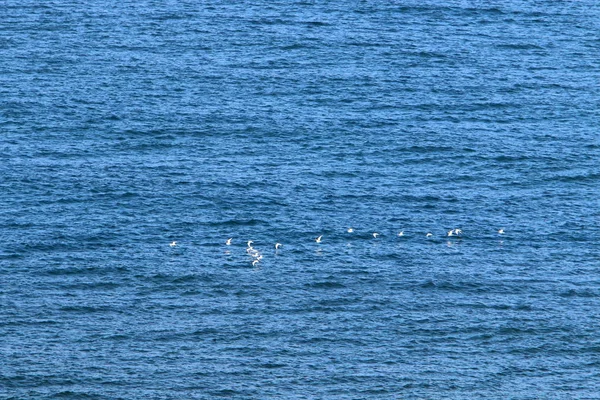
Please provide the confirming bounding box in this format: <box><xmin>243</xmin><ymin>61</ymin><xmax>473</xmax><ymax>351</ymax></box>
<box><xmin>2</xmin><ymin>1</ymin><xmax>600</xmax><ymax>398</ymax></box>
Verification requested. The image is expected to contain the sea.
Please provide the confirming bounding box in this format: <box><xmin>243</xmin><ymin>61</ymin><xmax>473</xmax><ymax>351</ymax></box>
<box><xmin>1</xmin><ymin>1</ymin><xmax>599</xmax><ymax>398</ymax></box>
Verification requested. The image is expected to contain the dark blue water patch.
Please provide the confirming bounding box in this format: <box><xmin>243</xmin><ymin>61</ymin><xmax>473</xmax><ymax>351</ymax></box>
<box><xmin>2</xmin><ymin>0</ymin><xmax>600</xmax><ymax>398</ymax></box>
<box><xmin>559</xmin><ymin>289</ymin><xmax>600</xmax><ymax>298</ymax></box>
<box><xmin>305</xmin><ymin>281</ymin><xmax>347</xmax><ymax>289</ymax></box>
<box><xmin>58</xmin><ymin>305</ymin><xmax>120</xmax><ymax>314</ymax></box>
<box><xmin>50</xmin><ymin>392</ymin><xmax>106</xmax><ymax>399</ymax></box>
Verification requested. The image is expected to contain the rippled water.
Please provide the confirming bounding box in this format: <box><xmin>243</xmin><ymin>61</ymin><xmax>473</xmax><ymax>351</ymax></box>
<box><xmin>2</xmin><ymin>1</ymin><xmax>600</xmax><ymax>398</ymax></box>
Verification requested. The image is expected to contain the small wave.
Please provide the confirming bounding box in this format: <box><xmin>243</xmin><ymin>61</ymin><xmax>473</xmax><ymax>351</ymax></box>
<box><xmin>104</xmin><ymin>334</ymin><xmax>130</xmax><ymax>341</ymax></box>
<box><xmin>44</xmin><ymin>265</ymin><xmax>129</xmax><ymax>276</ymax></box>
<box><xmin>51</xmin><ymin>391</ymin><xmax>99</xmax><ymax>399</ymax></box>
<box><xmin>306</xmin><ymin>281</ymin><xmax>346</xmax><ymax>289</ymax></box>
<box><xmin>465</xmin><ymin>6</ymin><xmax>505</xmax><ymax>15</ymax></box>
<box><xmin>554</xmin><ymin>173</ymin><xmax>600</xmax><ymax>183</ymax></box>
<box><xmin>59</xmin><ymin>305</ymin><xmax>114</xmax><ymax>313</ymax></box>
<box><xmin>144</xmin><ymin>273</ymin><xmax>214</xmax><ymax>284</ymax></box>
<box><xmin>497</xmin><ymin>326</ymin><xmax>537</xmax><ymax>335</ymax></box>
<box><xmin>205</xmin><ymin>218</ymin><xmax>269</xmax><ymax>227</ymax></box>
<box><xmin>171</xmin><ymin>274</ymin><xmax>203</xmax><ymax>283</ymax></box>
<box><xmin>279</xmin><ymin>43</ymin><xmax>311</xmax><ymax>51</ymax></box>
<box><xmin>419</xmin><ymin>279</ymin><xmax>437</xmax><ymax>289</ymax></box>
<box><xmin>210</xmin><ymin>389</ymin><xmax>242</xmax><ymax>397</ymax></box>
<box><xmin>192</xmin><ymin>328</ymin><xmax>220</xmax><ymax>336</ymax></box>
<box><xmin>45</xmin><ymin>266</ymin><xmax>94</xmax><ymax>276</ymax></box>
<box><xmin>494</xmin><ymin>155</ymin><xmax>529</xmax><ymax>162</ymax></box>
<box><xmin>403</xmin><ymin>145</ymin><xmax>455</xmax><ymax>153</ymax></box>
<box><xmin>249</xmin><ymin>18</ymin><xmax>292</xmax><ymax>26</ymax></box>
<box><xmin>61</xmin><ymin>282</ymin><xmax>121</xmax><ymax>290</ymax></box>
<box><xmin>304</xmin><ymin>21</ymin><xmax>329</xmax><ymax>27</ymax></box>
<box><xmin>258</xmin><ymin>362</ymin><xmax>287</xmax><ymax>369</ymax></box>
<box><xmin>317</xmin><ymin>297</ymin><xmax>358</xmax><ymax>306</ymax></box>
<box><xmin>418</xmin><ymin>280</ymin><xmax>485</xmax><ymax>292</ymax></box>
<box><xmin>560</xmin><ymin>289</ymin><xmax>598</xmax><ymax>298</ymax></box>
<box><xmin>0</xmin><ymin>253</ymin><xmax>24</xmax><ymax>260</ymax></box>
<box><xmin>496</xmin><ymin>43</ymin><xmax>544</xmax><ymax>50</ymax></box>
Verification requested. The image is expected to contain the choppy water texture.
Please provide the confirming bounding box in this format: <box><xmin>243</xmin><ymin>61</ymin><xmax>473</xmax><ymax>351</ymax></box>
<box><xmin>2</xmin><ymin>1</ymin><xmax>600</xmax><ymax>398</ymax></box>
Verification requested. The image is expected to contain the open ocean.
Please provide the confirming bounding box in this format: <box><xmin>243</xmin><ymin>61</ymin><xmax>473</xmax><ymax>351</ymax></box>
<box><xmin>1</xmin><ymin>1</ymin><xmax>600</xmax><ymax>398</ymax></box>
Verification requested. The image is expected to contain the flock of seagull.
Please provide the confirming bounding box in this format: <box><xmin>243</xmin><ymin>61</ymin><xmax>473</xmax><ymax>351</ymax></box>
<box><xmin>168</xmin><ymin>227</ymin><xmax>506</xmax><ymax>267</ymax></box>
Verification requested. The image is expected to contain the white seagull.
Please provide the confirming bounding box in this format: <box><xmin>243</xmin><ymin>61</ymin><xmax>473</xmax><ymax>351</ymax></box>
<box><xmin>426</xmin><ymin>233</ymin><xmax>433</xmax><ymax>237</ymax></box>
<box><xmin>275</xmin><ymin>242</ymin><xmax>282</xmax><ymax>249</ymax></box>
<box><xmin>373</xmin><ymin>232</ymin><xmax>380</xmax><ymax>238</ymax></box>
<box><xmin>498</xmin><ymin>229</ymin><xmax>505</xmax><ymax>234</ymax></box>
<box><xmin>398</xmin><ymin>231</ymin><xmax>404</xmax><ymax>237</ymax></box>
<box><xmin>315</xmin><ymin>235</ymin><xmax>323</xmax><ymax>243</ymax></box>
<box><xmin>347</xmin><ymin>228</ymin><xmax>354</xmax><ymax>233</ymax></box>
<box><xmin>169</xmin><ymin>241</ymin><xmax>177</xmax><ymax>247</ymax></box>
<box><xmin>226</xmin><ymin>238</ymin><xmax>232</xmax><ymax>246</ymax></box>
<box><xmin>246</xmin><ymin>241</ymin><xmax>257</xmax><ymax>255</ymax></box>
